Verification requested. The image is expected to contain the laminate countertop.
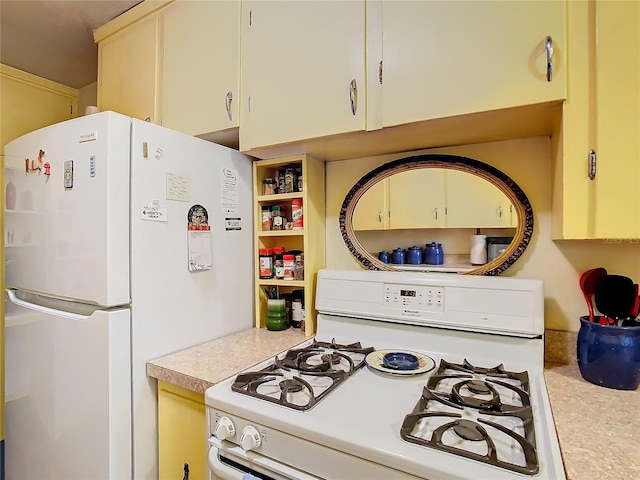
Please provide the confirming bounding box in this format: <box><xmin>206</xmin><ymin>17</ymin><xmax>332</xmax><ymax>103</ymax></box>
<box><xmin>147</xmin><ymin>328</ymin><xmax>639</xmax><ymax>480</ymax></box>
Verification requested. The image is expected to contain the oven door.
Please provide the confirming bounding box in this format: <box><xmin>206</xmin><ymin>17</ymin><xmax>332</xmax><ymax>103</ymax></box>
<box><xmin>208</xmin><ymin>437</ymin><xmax>322</xmax><ymax>480</ymax></box>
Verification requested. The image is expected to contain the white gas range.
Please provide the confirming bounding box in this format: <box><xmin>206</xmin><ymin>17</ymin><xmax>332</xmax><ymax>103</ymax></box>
<box><xmin>205</xmin><ymin>269</ymin><xmax>566</xmax><ymax>480</ymax></box>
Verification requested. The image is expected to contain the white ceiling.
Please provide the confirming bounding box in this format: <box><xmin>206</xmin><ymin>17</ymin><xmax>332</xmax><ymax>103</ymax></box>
<box><xmin>1</xmin><ymin>0</ymin><xmax>143</xmax><ymax>89</ymax></box>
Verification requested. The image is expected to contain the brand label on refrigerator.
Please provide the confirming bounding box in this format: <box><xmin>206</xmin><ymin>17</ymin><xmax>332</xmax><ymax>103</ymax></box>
<box><xmin>79</xmin><ymin>130</ymin><xmax>98</xmax><ymax>143</ymax></box>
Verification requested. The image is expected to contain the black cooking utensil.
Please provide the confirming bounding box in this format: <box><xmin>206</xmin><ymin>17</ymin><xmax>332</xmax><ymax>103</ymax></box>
<box><xmin>594</xmin><ymin>275</ymin><xmax>636</xmax><ymax>325</ymax></box>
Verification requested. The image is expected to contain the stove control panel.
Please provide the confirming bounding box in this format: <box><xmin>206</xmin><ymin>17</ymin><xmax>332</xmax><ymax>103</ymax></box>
<box><xmin>213</xmin><ymin>416</ymin><xmax>236</xmax><ymax>440</ymax></box>
<box><xmin>384</xmin><ymin>284</ymin><xmax>444</xmax><ymax>312</ymax></box>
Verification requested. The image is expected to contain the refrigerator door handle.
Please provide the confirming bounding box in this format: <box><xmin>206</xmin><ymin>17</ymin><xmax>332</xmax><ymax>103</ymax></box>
<box><xmin>6</xmin><ymin>289</ymin><xmax>92</xmax><ymax>321</ymax></box>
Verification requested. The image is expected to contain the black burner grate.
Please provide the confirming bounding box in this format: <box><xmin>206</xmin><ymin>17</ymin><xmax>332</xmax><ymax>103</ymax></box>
<box><xmin>231</xmin><ymin>339</ymin><xmax>374</xmax><ymax>411</ymax></box>
<box><xmin>400</xmin><ymin>359</ymin><xmax>539</xmax><ymax>475</ymax></box>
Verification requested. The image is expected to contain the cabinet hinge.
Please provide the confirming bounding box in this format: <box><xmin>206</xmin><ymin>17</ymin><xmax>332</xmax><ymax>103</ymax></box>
<box><xmin>378</xmin><ymin>60</ymin><xmax>383</xmax><ymax>84</ymax></box>
<box><xmin>588</xmin><ymin>149</ymin><xmax>597</xmax><ymax>180</ymax></box>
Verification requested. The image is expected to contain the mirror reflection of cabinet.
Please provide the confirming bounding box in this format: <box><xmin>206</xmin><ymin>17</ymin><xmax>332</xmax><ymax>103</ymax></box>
<box><xmin>352</xmin><ymin>179</ymin><xmax>389</xmax><ymax>230</ymax></box>
<box><xmin>446</xmin><ymin>170</ymin><xmax>515</xmax><ymax>228</ymax></box>
<box><xmin>389</xmin><ymin>169</ymin><xmax>446</xmax><ymax>228</ymax></box>
<box><xmin>342</xmin><ymin>154</ymin><xmax>533</xmax><ymax>276</ymax></box>
<box><xmin>353</xmin><ymin>168</ymin><xmax>515</xmax><ymax>231</ymax></box>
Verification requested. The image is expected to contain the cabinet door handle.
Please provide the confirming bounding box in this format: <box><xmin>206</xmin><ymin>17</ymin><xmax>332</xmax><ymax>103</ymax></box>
<box><xmin>588</xmin><ymin>149</ymin><xmax>597</xmax><ymax>180</ymax></box>
<box><xmin>434</xmin><ymin>208</ymin><xmax>438</xmax><ymax>220</ymax></box>
<box><xmin>182</xmin><ymin>463</ymin><xmax>189</xmax><ymax>480</ymax></box>
<box><xmin>378</xmin><ymin>212</ymin><xmax>382</xmax><ymax>223</ymax></box>
<box><xmin>545</xmin><ymin>36</ymin><xmax>554</xmax><ymax>82</ymax></box>
<box><xmin>349</xmin><ymin>79</ymin><xmax>358</xmax><ymax>115</ymax></box>
<box><xmin>225</xmin><ymin>92</ymin><xmax>233</xmax><ymax>121</ymax></box>
<box><xmin>498</xmin><ymin>206</ymin><xmax>503</xmax><ymax>218</ymax></box>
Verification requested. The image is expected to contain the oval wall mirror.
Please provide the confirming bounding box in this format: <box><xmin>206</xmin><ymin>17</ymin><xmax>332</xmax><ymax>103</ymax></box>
<box><xmin>339</xmin><ymin>154</ymin><xmax>533</xmax><ymax>275</ymax></box>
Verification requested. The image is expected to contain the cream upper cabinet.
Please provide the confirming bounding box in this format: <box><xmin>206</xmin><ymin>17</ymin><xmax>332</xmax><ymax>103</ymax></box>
<box><xmin>240</xmin><ymin>0</ymin><xmax>366</xmax><ymax>152</ymax></box>
<box><xmin>97</xmin><ymin>11</ymin><xmax>160</xmax><ymax>122</ymax></box>
<box><xmin>389</xmin><ymin>169</ymin><xmax>446</xmax><ymax>229</ymax></box>
<box><xmin>160</xmin><ymin>0</ymin><xmax>240</xmax><ymax>136</ymax></box>
<box><xmin>353</xmin><ymin>179</ymin><xmax>389</xmax><ymax>231</ymax></box>
<box><xmin>553</xmin><ymin>0</ymin><xmax>640</xmax><ymax>239</ymax></box>
<box><xmin>375</xmin><ymin>0</ymin><xmax>566</xmax><ymax>129</ymax></box>
<box><xmin>445</xmin><ymin>170</ymin><xmax>514</xmax><ymax>228</ymax></box>
<box><xmin>0</xmin><ymin>65</ymin><xmax>77</xmax><ymax>152</ymax></box>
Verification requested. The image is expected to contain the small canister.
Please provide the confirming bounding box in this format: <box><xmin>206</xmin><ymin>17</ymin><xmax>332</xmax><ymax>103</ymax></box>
<box><xmin>391</xmin><ymin>248</ymin><xmax>405</xmax><ymax>265</ymax></box>
<box><xmin>261</xmin><ymin>206</ymin><xmax>272</xmax><ymax>231</ymax></box>
<box><xmin>291</xmin><ymin>289</ymin><xmax>305</xmax><ymax>328</ymax></box>
<box><xmin>283</xmin><ymin>254</ymin><xmax>295</xmax><ymax>280</ymax></box>
<box><xmin>262</xmin><ymin>177</ymin><xmax>276</xmax><ymax>195</ymax></box>
<box><xmin>259</xmin><ymin>248</ymin><xmax>273</xmax><ymax>279</ymax></box>
<box><xmin>291</xmin><ymin>198</ymin><xmax>303</xmax><ymax>230</ymax></box>
<box><xmin>284</xmin><ymin>168</ymin><xmax>295</xmax><ymax>193</ymax></box>
<box><xmin>378</xmin><ymin>251</ymin><xmax>390</xmax><ymax>264</ymax></box>
<box><xmin>407</xmin><ymin>246</ymin><xmax>423</xmax><ymax>265</ymax></box>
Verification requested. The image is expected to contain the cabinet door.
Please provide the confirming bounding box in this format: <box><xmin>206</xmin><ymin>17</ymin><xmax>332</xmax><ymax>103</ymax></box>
<box><xmin>352</xmin><ymin>179</ymin><xmax>389</xmax><ymax>230</ymax></box>
<box><xmin>98</xmin><ymin>13</ymin><xmax>158</xmax><ymax>122</ymax></box>
<box><xmin>389</xmin><ymin>169</ymin><xmax>446</xmax><ymax>228</ymax></box>
<box><xmin>592</xmin><ymin>1</ymin><xmax>640</xmax><ymax>237</ymax></box>
<box><xmin>380</xmin><ymin>0</ymin><xmax>566</xmax><ymax>128</ymax></box>
<box><xmin>446</xmin><ymin>170</ymin><xmax>514</xmax><ymax>228</ymax></box>
<box><xmin>0</xmin><ymin>69</ymin><xmax>76</xmax><ymax>151</ymax></box>
<box><xmin>240</xmin><ymin>1</ymin><xmax>365</xmax><ymax>151</ymax></box>
<box><xmin>556</xmin><ymin>0</ymin><xmax>640</xmax><ymax>239</ymax></box>
<box><xmin>160</xmin><ymin>0</ymin><xmax>240</xmax><ymax>136</ymax></box>
<box><xmin>158</xmin><ymin>382</ymin><xmax>206</xmax><ymax>480</ymax></box>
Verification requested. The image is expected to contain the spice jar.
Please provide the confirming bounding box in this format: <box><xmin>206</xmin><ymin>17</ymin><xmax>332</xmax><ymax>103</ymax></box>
<box><xmin>261</xmin><ymin>206</ymin><xmax>272</xmax><ymax>231</ymax></box>
<box><xmin>271</xmin><ymin>205</ymin><xmax>284</xmax><ymax>230</ymax></box>
<box><xmin>283</xmin><ymin>254</ymin><xmax>295</xmax><ymax>280</ymax></box>
<box><xmin>272</xmin><ymin>246</ymin><xmax>285</xmax><ymax>279</ymax></box>
<box><xmin>294</xmin><ymin>254</ymin><xmax>304</xmax><ymax>280</ymax></box>
<box><xmin>284</xmin><ymin>167</ymin><xmax>295</xmax><ymax>193</ymax></box>
<box><xmin>291</xmin><ymin>198</ymin><xmax>303</xmax><ymax>230</ymax></box>
<box><xmin>262</xmin><ymin>177</ymin><xmax>276</xmax><ymax>195</ymax></box>
<box><xmin>259</xmin><ymin>248</ymin><xmax>273</xmax><ymax>279</ymax></box>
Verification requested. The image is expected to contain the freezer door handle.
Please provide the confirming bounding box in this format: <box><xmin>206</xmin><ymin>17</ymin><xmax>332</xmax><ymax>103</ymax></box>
<box><xmin>6</xmin><ymin>289</ymin><xmax>91</xmax><ymax>321</ymax></box>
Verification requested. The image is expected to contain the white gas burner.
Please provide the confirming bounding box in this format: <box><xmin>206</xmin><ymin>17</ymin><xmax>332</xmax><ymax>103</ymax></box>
<box><xmin>205</xmin><ymin>269</ymin><xmax>566</xmax><ymax>480</ymax></box>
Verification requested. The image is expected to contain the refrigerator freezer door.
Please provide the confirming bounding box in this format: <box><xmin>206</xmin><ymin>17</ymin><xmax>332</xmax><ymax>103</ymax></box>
<box><xmin>129</xmin><ymin>119</ymin><xmax>255</xmax><ymax>479</ymax></box>
<box><xmin>3</xmin><ymin>111</ymin><xmax>131</xmax><ymax>307</ymax></box>
<box><xmin>4</xmin><ymin>289</ymin><xmax>131</xmax><ymax>480</ymax></box>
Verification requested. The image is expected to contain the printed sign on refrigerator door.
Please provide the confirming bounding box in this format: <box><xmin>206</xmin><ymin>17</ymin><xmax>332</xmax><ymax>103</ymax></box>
<box><xmin>187</xmin><ymin>204</ymin><xmax>212</xmax><ymax>272</ymax></box>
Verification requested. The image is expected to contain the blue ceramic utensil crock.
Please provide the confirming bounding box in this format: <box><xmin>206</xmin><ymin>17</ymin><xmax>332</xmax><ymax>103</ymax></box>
<box><xmin>577</xmin><ymin>316</ymin><xmax>640</xmax><ymax>390</ymax></box>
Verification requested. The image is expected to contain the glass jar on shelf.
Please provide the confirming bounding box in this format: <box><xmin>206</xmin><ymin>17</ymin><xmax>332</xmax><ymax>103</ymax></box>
<box><xmin>294</xmin><ymin>254</ymin><xmax>304</xmax><ymax>280</ymax></box>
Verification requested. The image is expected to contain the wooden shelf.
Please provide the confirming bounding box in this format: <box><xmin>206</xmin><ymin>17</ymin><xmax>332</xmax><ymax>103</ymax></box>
<box><xmin>253</xmin><ymin>154</ymin><xmax>325</xmax><ymax>336</ymax></box>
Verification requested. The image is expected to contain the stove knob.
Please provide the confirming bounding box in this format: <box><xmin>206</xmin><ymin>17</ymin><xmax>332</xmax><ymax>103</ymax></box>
<box><xmin>240</xmin><ymin>425</ymin><xmax>262</xmax><ymax>451</ymax></box>
<box><xmin>214</xmin><ymin>416</ymin><xmax>236</xmax><ymax>440</ymax></box>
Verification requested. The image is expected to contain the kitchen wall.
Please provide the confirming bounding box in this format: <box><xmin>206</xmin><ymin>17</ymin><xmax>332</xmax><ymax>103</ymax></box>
<box><xmin>78</xmin><ymin>81</ymin><xmax>98</xmax><ymax>116</ymax></box>
<box><xmin>325</xmin><ymin>136</ymin><xmax>640</xmax><ymax>333</ymax></box>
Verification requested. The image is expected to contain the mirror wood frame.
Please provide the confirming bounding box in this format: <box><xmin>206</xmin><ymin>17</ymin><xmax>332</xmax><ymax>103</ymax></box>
<box><xmin>339</xmin><ymin>154</ymin><xmax>534</xmax><ymax>275</ymax></box>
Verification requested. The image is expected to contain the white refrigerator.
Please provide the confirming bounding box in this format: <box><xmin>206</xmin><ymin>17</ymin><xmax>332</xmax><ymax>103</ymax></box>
<box><xmin>3</xmin><ymin>111</ymin><xmax>255</xmax><ymax>479</ymax></box>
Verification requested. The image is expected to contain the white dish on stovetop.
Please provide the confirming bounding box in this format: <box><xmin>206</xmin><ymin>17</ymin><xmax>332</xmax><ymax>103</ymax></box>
<box><xmin>365</xmin><ymin>349</ymin><xmax>436</xmax><ymax>376</ymax></box>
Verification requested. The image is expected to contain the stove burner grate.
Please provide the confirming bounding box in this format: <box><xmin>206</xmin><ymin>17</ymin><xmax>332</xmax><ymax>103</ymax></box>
<box><xmin>400</xmin><ymin>359</ymin><xmax>539</xmax><ymax>475</ymax></box>
<box><xmin>231</xmin><ymin>338</ymin><xmax>374</xmax><ymax>411</ymax></box>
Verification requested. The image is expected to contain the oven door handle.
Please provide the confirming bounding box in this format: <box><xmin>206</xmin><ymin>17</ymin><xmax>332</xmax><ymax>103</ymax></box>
<box><xmin>208</xmin><ymin>437</ymin><xmax>322</xmax><ymax>480</ymax></box>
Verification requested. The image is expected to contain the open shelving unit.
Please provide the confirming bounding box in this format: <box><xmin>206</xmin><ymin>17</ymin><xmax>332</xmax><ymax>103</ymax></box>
<box><xmin>253</xmin><ymin>154</ymin><xmax>325</xmax><ymax>336</ymax></box>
